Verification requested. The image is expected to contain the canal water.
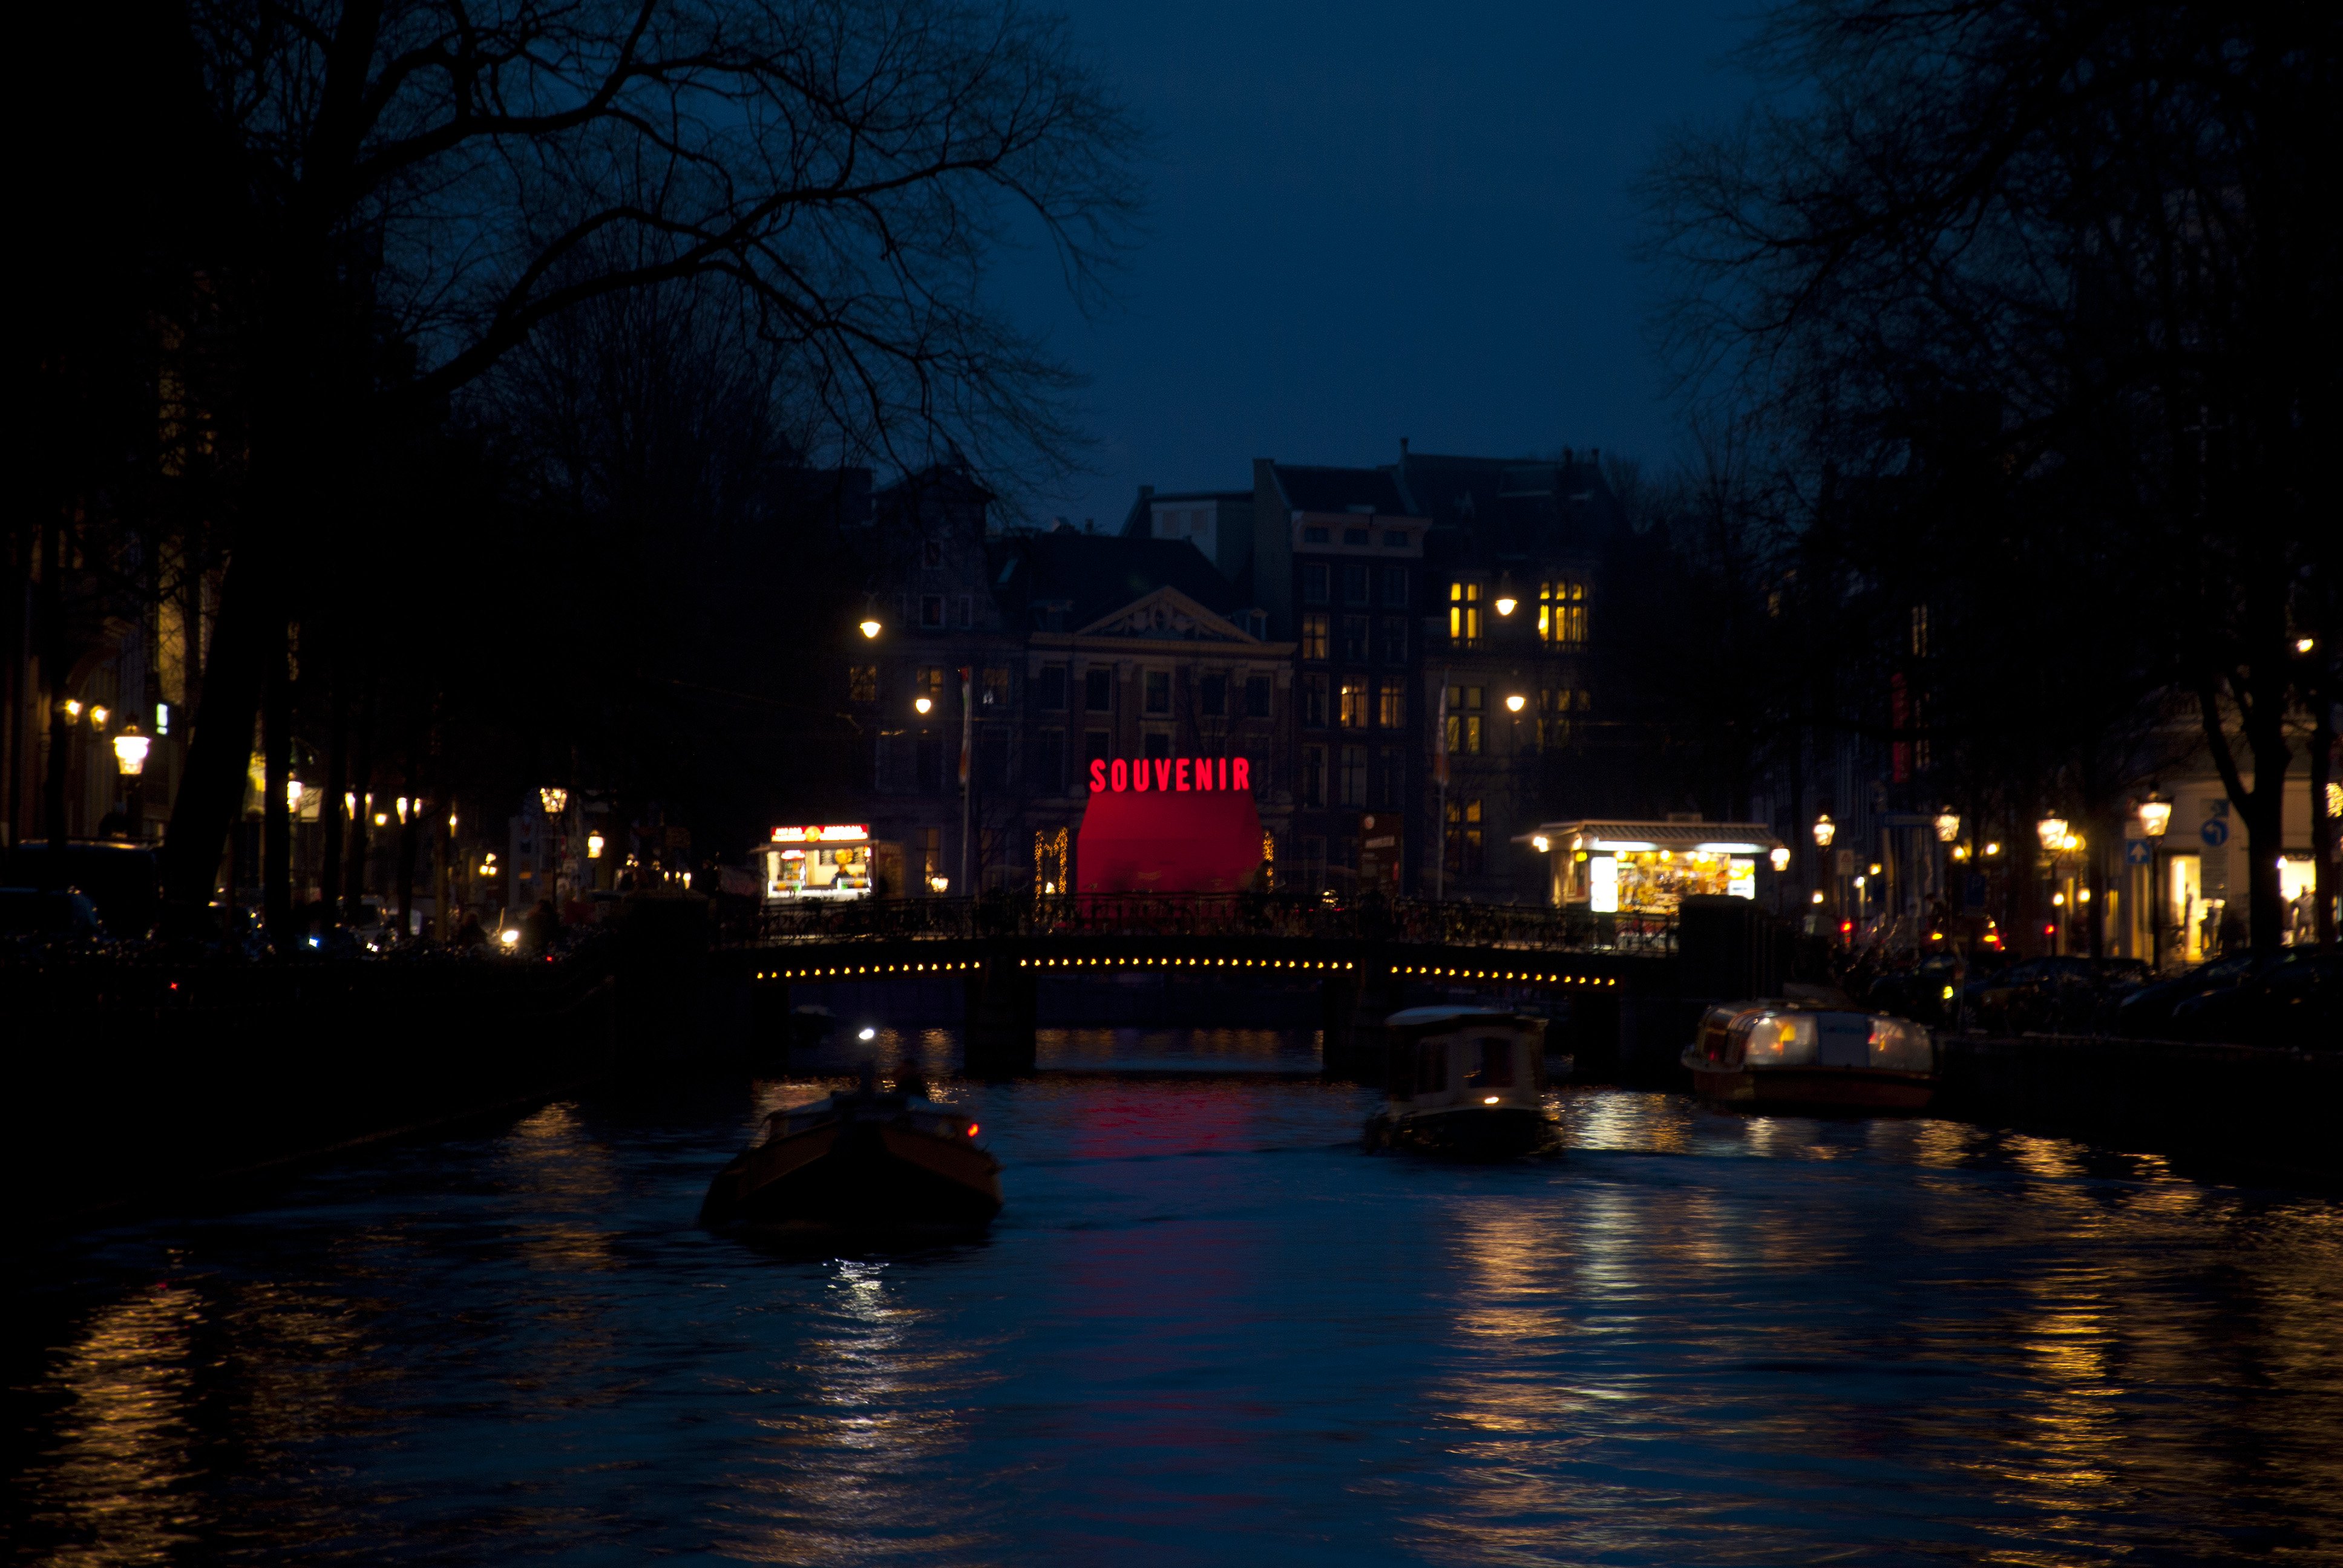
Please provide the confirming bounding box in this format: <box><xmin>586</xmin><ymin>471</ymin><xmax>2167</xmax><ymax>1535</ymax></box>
<box><xmin>10</xmin><ymin>1027</ymin><xmax>2340</xmax><ymax>1566</ymax></box>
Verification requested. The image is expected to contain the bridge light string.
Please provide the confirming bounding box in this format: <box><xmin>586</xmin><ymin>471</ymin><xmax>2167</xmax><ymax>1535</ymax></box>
<box><xmin>755</xmin><ymin>959</ymin><xmax>1616</xmax><ymax>987</ymax></box>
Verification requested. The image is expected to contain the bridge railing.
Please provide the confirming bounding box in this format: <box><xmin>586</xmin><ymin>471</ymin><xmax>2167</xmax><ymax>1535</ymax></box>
<box><xmin>741</xmin><ymin>894</ymin><xmax>1674</xmax><ymax>953</ymax></box>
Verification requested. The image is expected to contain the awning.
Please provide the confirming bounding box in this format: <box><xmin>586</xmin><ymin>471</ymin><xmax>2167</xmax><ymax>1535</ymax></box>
<box><xmin>1513</xmin><ymin>820</ymin><xmax>1786</xmax><ymax>853</ymax></box>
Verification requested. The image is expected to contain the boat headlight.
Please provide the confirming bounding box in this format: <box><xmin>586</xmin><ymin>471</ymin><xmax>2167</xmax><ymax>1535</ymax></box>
<box><xmin>1868</xmin><ymin>1018</ymin><xmax>1932</xmax><ymax>1071</ymax></box>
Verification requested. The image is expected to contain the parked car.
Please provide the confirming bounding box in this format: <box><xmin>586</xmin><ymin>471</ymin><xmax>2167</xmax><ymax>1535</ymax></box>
<box><xmin>1962</xmin><ymin>955</ymin><xmax>2099</xmax><ymax>1033</ymax></box>
<box><xmin>0</xmin><ymin>886</ymin><xmax>104</xmax><ymax>936</ymax></box>
<box><xmin>0</xmin><ymin>841</ymin><xmax>159</xmax><ymax>936</ymax></box>
<box><xmin>2112</xmin><ymin>952</ymin><xmax>2286</xmax><ymax>1037</ymax></box>
<box><xmin>2168</xmin><ymin>948</ymin><xmax>2341</xmax><ymax>1046</ymax></box>
<box><xmin>1862</xmin><ymin>952</ymin><xmax>1967</xmax><ymax>1026</ymax></box>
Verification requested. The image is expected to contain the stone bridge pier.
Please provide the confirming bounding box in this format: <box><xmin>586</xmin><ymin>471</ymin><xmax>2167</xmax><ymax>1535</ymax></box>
<box><xmin>963</xmin><ymin>956</ymin><xmax>1038</xmax><ymax>1076</ymax></box>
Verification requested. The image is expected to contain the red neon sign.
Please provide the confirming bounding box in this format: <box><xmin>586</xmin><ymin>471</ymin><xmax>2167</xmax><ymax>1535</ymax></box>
<box><xmin>1087</xmin><ymin>757</ymin><xmax>1251</xmax><ymax>794</ymax></box>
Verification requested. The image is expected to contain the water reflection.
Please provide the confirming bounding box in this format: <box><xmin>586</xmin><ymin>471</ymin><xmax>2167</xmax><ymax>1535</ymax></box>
<box><xmin>10</xmin><ymin>1045</ymin><xmax>2342</xmax><ymax>1566</ymax></box>
<box><xmin>16</xmin><ymin>1268</ymin><xmax>203</xmax><ymax>1567</ymax></box>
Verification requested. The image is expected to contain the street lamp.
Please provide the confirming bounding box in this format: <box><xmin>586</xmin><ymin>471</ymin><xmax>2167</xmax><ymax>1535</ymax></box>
<box><xmin>1769</xmin><ymin>845</ymin><xmax>1791</xmax><ymax>872</ymax></box>
<box><xmin>111</xmin><ymin>725</ymin><xmax>149</xmax><ymax>776</ymax></box>
<box><xmin>914</xmin><ymin>695</ymin><xmax>933</xmax><ymax>715</ymax></box>
<box><xmin>860</xmin><ymin>618</ymin><xmax>882</xmax><ymax>639</ymax></box>
<box><xmin>1812</xmin><ymin>814</ymin><xmax>1835</xmax><ymax>848</ymax></box>
<box><xmin>1933</xmin><ymin>809</ymin><xmax>1960</xmax><ymax>843</ymax></box>
<box><xmin>1504</xmin><ymin>693</ymin><xmax>1525</xmax><ymax>713</ymax></box>
<box><xmin>2036</xmin><ymin>815</ymin><xmax>2068</xmax><ymax>854</ymax></box>
<box><xmin>587</xmin><ymin>832</ymin><xmax>606</xmax><ymax>859</ymax></box>
<box><xmin>1531</xmin><ymin>834</ymin><xmax>1551</xmax><ymax>852</ymax></box>
<box><xmin>89</xmin><ymin>705</ymin><xmax>110</xmax><ymax>730</ymax></box>
<box><xmin>2137</xmin><ymin>794</ymin><xmax>2171</xmax><ymax>838</ymax></box>
<box><xmin>540</xmin><ymin>786</ymin><xmax>569</xmax><ymax>816</ymax></box>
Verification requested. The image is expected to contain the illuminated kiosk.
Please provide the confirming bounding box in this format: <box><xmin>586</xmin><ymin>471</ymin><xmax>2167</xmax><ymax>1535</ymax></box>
<box><xmin>766</xmin><ymin>824</ymin><xmax>874</xmax><ymax>900</ymax></box>
<box><xmin>1516</xmin><ymin>820</ymin><xmax>1785</xmax><ymax>913</ymax></box>
<box><xmin>1076</xmin><ymin>756</ymin><xmax>1265</xmax><ymax>895</ymax></box>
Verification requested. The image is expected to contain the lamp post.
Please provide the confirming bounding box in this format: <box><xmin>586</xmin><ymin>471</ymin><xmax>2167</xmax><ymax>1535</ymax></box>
<box><xmin>111</xmin><ymin>724</ymin><xmax>149</xmax><ymax>837</ymax></box>
<box><xmin>2138</xmin><ymin>792</ymin><xmax>2171</xmax><ymax>969</ymax></box>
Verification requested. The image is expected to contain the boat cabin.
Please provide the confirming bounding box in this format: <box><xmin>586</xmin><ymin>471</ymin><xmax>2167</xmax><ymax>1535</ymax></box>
<box><xmin>1381</xmin><ymin>1007</ymin><xmax>1548</xmax><ymax>1112</ymax></box>
<box><xmin>1689</xmin><ymin>1001</ymin><xmax>1933</xmax><ymax>1073</ymax></box>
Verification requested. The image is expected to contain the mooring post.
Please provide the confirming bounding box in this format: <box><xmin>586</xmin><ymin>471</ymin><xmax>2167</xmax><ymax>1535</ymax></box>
<box><xmin>1321</xmin><ymin>951</ymin><xmax>1395</xmax><ymax>1083</ymax></box>
<box><xmin>963</xmin><ymin>953</ymin><xmax>1037</xmax><ymax>1076</ymax></box>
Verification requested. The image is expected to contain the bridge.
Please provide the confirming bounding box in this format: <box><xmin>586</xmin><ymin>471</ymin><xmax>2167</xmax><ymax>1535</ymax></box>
<box><xmin>712</xmin><ymin>895</ymin><xmax>1736</xmax><ymax>1076</ymax></box>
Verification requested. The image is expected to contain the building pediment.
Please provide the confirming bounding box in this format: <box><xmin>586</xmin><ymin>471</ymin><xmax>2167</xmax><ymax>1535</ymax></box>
<box><xmin>1075</xmin><ymin>586</ymin><xmax>1257</xmax><ymax>643</ymax></box>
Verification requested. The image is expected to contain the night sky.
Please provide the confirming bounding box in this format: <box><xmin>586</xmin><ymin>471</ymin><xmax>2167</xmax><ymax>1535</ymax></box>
<box><xmin>1004</xmin><ymin>0</ymin><xmax>1760</xmax><ymax>526</ymax></box>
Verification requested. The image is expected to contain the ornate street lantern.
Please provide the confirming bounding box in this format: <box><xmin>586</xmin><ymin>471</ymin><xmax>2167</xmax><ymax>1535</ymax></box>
<box><xmin>111</xmin><ymin>725</ymin><xmax>149</xmax><ymax>776</ymax></box>
<box><xmin>540</xmin><ymin>786</ymin><xmax>569</xmax><ymax>816</ymax></box>
<box><xmin>2137</xmin><ymin>794</ymin><xmax>2172</xmax><ymax>838</ymax></box>
<box><xmin>2036</xmin><ymin>815</ymin><xmax>2069</xmax><ymax>853</ymax></box>
<box><xmin>1812</xmin><ymin>814</ymin><xmax>1835</xmax><ymax>848</ymax></box>
<box><xmin>1769</xmin><ymin>846</ymin><xmax>1791</xmax><ymax>872</ymax></box>
<box><xmin>1933</xmin><ymin>808</ymin><xmax>1960</xmax><ymax>843</ymax></box>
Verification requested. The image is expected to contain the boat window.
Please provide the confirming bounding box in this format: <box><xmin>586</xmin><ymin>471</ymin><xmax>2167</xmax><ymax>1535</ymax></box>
<box><xmin>1416</xmin><ymin>1041</ymin><xmax>1446</xmax><ymax>1093</ymax></box>
<box><xmin>1464</xmin><ymin>1037</ymin><xmax>1514</xmax><ymax>1089</ymax></box>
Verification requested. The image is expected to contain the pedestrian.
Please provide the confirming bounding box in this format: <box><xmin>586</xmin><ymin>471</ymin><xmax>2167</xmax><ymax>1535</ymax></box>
<box><xmin>454</xmin><ymin>908</ymin><xmax>488</xmax><ymax>949</ymax></box>
<box><xmin>520</xmin><ymin>897</ymin><xmax>560</xmax><ymax>956</ymax></box>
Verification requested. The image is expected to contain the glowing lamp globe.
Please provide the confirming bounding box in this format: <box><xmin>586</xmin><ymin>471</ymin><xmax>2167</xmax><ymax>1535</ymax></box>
<box><xmin>1812</xmin><ymin>814</ymin><xmax>1835</xmax><ymax>848</ymax></box>
<box><xmin>111</xmin><ymin>726</ymin><xmax>150</xmax><ymax>776</ymax></box>
<box><xmin>1933</xmin><ymin>809</ymin><xmax>1960</xmax><ymax>843</ymax></box>
<box><xmin>2036</xmin><ymin>816</ymin><xmax>2068</xmax><ymax>853</ymax></box>
<box><xmin>2137</xmin><ymin>796</ymin><xmax>2172</xmax><ymax>838</ymax></box>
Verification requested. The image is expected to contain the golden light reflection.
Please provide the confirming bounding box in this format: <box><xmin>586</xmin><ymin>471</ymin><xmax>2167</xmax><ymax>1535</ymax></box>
<box><xmin>502</xmin><ymin>1101</ymin><xmax>621</xmax><ymax>1274</ymax></box>
<box><xmin>19</xmin><ymin>1273</ymin><xmax>204</xmax><ymax>1567</ymax></box>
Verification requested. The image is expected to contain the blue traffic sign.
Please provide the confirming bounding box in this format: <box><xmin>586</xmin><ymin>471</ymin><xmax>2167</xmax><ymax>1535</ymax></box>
<box><xmin>2124</xmin><ymin>838</ymin><xmax>2152</xmax><ymax>866</ymax></box>
<box><xmin>2200</xmin><ymin>818</ymin><xmax>2229</xmax><ymax>847</ymax></box>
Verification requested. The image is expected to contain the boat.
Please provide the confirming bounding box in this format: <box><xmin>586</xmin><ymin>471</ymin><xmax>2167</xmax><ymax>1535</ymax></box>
<box><xmin>700</xmin><ymin>1067</ymin><xmax>1001</xmax><ymax>1238</ymax></box>
<box><xmin>1363</xmin><ymin>1007</ymin><xmax>1558</xmax><ymax>1158</ymax></box>
<box><xmin>1682</xmin><ymin>1000</ymin><xmax>1937</xmax><ymax>1111</ymax></box>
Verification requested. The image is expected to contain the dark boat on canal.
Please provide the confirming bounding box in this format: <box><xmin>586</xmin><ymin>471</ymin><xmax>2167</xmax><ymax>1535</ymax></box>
<box><xmin>701</xmin><ymin>1068</ymin><xmax>1002</xmax><ymax>1239</ymax></box>
<box><xmin>1682</xmin><ymin>999</ymin><xmax>1937</xmax><ymax>1112</ymax></box>
<box><xmin>1364</xmin><ymin>1007</ymin><xmax>1558</xmax><ymax>1159</ymax></box>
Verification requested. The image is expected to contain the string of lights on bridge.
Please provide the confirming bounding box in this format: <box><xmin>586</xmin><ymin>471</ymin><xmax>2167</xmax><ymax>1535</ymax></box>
<box><xmin>753</xmin><ymin>958</ymin><xmax>1618</xmax><ymax>987</ymax></box>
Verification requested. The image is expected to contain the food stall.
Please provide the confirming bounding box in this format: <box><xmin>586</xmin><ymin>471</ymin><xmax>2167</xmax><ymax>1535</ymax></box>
<box><xmin>1516</xmin><ymin>820</ymin><xmax>1785</xmax><ymax>913</ymax></box>
<box><xmin>765</xmin><ymin>823</ymin><xmax>875</xmax><ymax>900</ymax></box>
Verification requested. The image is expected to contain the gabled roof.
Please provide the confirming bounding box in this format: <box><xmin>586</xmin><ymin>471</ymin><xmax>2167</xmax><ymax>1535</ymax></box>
<box><xmin>988</xmin><ymin>532</ymin><xmax>1247</xmax><ymax>628</ymax></box>
<box><xmin>1395</xmin><ymin>449</ymin><xmax>1624</xmax><ymax>561</ymax></box>
<box><xmin>1271</xmin><ymin>464</ymin><xmax>1416</xmax><ymax>517</ymax></box>
<box><xmin>1075</xmin><ymin>585</ymin><xmax>1260</xmax><ymax>643</ymax></box>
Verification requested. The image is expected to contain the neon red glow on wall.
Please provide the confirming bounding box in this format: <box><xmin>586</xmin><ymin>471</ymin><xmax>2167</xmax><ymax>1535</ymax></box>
<box><xmin>1076</xmin><ymin>758</ymin><xmax>1262</xmax><ymax>893</ymax></box>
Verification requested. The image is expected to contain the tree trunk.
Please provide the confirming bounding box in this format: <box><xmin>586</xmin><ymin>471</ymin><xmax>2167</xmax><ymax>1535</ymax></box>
<box><xmin>395</xmin><ymin>782</ymin><xmax>418</xmax><ymax>940</ymax></box>
<box><xmin>319</xmin><ymin>662</ymin><xmax>347</xmax><ymax>924</ymax></box>
<box><xmin>2196</xmin><ymin>679</ymin><xmax>2289</xmax><ymax>954</ymax></box>
<box><xmin>159</xmin><ymin>550</ymin><xmax>277</xmax><ymax>918</ymax></box>
<box><xmin>42</xmin><ymin>520</ymin><xmax>70</xmax><ymax>857</ymax></box>
<box><xmin>2312</xmin><ymin>693</ymin><xmax>2336</xmax><ymax>946</ymax></box>
<box><xmin>263</xmin><ymin>627</ymin><xmax>292</xmax><ymax>940</ymax></box>
<box><xmin>344</xmin><ymin>675</ymin><xmax>375</xmax><ymax>924</ymax></box>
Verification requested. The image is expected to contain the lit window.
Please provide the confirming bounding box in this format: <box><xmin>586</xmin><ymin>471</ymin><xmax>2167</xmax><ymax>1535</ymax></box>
<box><xmin>1377</xmin><ymin>678</ymin><xmax>1405</xmax><ymax>729</ymax></box>
<box><xmin>1300</xmin><ymin>613</ymin><xmax>1329</xmax><ymax>661</ymax></box>
<box><xmin>1444</xmin><ymin>797</ymin><xmax>1484</xmax><ymax>875</ymax></box>
<box><xmin>1445</xmin><ymin>685</ymin><xmax>1483</xmax><ymax>755</ymax></box>
<box><xmin>1339</xmin><ymin>678</ymin><xmax>1367</xmax><ymax>729</ymax></box>
<box><xmin>1448</xmin><ymin>581</ymin><xmax>1482</xmax><ymax>646</ymax></box>
<box><xmin>1538</xmin><ymin>581</ymin><xmax>1587</xmax><ymax>645</ymax></box>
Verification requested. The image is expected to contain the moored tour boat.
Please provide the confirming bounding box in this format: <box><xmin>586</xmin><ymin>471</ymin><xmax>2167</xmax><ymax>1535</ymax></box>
<box><xmin>1682</xmin><ymin>1001</ymin><xmax>1936</xmax><ymax>1111</ymax></box>
<box><xmin>701</xmin><ymin>1068</ymin><xmax>1001</xmax><ymax>1238</ymax></box>
<box><xmin>1363</xmin><ymin>1007</ymin><xmax>1558</xmax><ymax>1158</ymax></box>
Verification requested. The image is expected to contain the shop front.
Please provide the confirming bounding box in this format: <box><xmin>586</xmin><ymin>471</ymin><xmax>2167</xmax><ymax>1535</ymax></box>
<box><xmin>765</xmin><ymin>823</ymin><xmax>876</xmax><ymax>900</ymax></box>
<box><xmin>1076</xmin><ymin>755</ymin><xmax>1266</xmax><ymax>895</ymax></box>
<box><xmin>1518</xmin><ymin>820</ymin><xmax>1784</xmax><ymax>914</ymax></box>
